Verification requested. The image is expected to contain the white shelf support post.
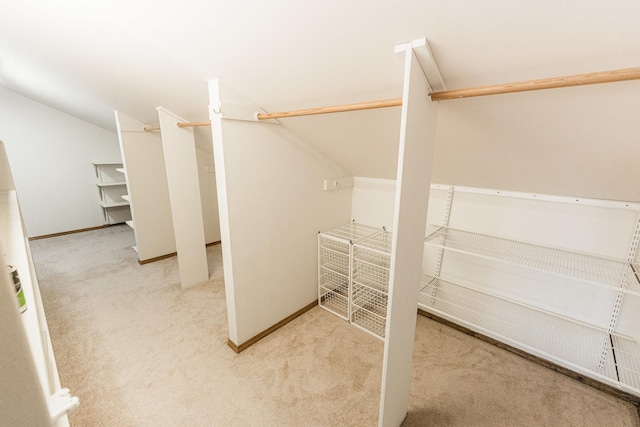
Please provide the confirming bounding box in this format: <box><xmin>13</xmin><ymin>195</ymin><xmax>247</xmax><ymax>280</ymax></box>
<box><xmin>379</xmin><ymin>39</ymin><xmax>441</xmax><ymax>426</ymax></box>
<box><xmin>157</xmin><ymin>107</ymin><xmax>209</xmax><ymax>289</ymax></box>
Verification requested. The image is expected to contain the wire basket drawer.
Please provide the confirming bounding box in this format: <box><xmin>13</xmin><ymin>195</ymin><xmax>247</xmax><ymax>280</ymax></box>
<box><xmin>351</xmin><ymin>230</ymin><xmax>392</xmax><ymax>339</ymax></box>
<box><xmin>318</xmin><ymin>236</ymin><xmax>350</xmax><ymax>276</ymax></box>
<box><xmin>353</xmin><ymin>250</ymin><xmax>390</xmax><ymax>293</ymax></box>
<box><xmin>319</xmin><ymin>267</ymin><xmax>350</xmax><ymax>319</ymax></box>
<box><xmin>351</xmin><ymin>283</ymin><xmax>388</xmax><ymax>339</ymax></box>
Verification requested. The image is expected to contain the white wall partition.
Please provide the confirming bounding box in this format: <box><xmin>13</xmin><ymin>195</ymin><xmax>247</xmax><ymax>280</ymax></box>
<box><xmin>208</xmin><ymin>80</ymin><xmax>352</xmax><ymax>347</ymax></box>
<box><xmin>0</xmin><ymin>141</ymin><xmax>75</xmax><ymax>426</ymax></box>
<box><xmin>157</xmin><ymin>108</ymin><xmax>209</xmax><ymax>289</ymax></box>
<box><xmin>114</xmin><ymin>111</ymin><xmax>176</xmax><ymax>262</ymax></box>
<box><xmin>378</xmin><ymin>42</ymin><xmax>440</xmax><ymax>427</ymax></box>
<box><xmin>0</xmin><ymin>86</ymin><xmax>121</xmax><ymax>237</ymax></box>
<box><xmin>194</xmin><ymin>127</ymin><xmax>221</xmax><ymax>244</ymax></box>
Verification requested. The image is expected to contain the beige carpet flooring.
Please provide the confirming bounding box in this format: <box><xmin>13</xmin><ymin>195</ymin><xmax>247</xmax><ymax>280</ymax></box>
<box><xmin>31</xmin><ymin>225</ymin><xmax>640</xmax><ymax>426</ymax></box>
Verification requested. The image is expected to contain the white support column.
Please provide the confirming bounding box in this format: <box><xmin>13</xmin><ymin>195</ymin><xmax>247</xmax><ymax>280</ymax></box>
<box><xmin>157</xmin><ymin>107</ymin><xmax>209</xmax><ymax>289</ymax></box>
<box><xmin>379</xmin><ymin>42</ymin><xmax>440</xmax><ymax>426</ymax></box>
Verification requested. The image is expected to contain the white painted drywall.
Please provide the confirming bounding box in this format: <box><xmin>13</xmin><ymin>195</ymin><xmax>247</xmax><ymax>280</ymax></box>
<box><xmin>379</xmin><ymin>46</ymin><xmax>439</xmax><ymax>427</ymax></box>
<box><xmin>351</xmin><ymin>177</ymin><xmax>396</xmax><ymax>229</ymax></box>
<box><xmin>0</xmin><ymin>86</ymin><xmax>121</xmax><ymax>237</ymax></box>
<box><xmin>194</xmin><ymin>126</ymin><xmax>221</xmax><ymax>243</ymax></box>
<box><xmin>433</xmin><ymin>80</ymin><xmax>640</xmax><ymax>202</ymax></box>
<box><xmin>0</xmin><ymin>141</ymin><xmax>65</xmax><ymax>427</ymax></box>
<box><xmin>351</xmin><ymin>179</ymin><xmax>449</xmax><ymax>233</ymax></box>
<box><xmin>209</xmin><ymin>80</ymin><xmax>352</xmax><ymax>346</ymax></box>
<box><xmin>284</xmin><ymin>77</ymin><xmax>640</xmax><ymax>203</ymax></box>
<box><xmin>157</xmin><ymin>107</ymin><xmax>208</xmax><ymax>289</ymax></box>
<box><xmin>114</xmin><ymin>112</ymin><xmax>176</xmax><ymax>262</ymax></box>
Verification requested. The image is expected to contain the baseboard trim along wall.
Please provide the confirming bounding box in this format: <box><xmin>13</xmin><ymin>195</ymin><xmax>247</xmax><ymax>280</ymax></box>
<box><xmin>138</xmin><ymin>252</ymin><xmax>177</xmax><ymax>265</ymax></box>
<box><xmin>417</xmin><ymin>309</ymin><xmax>640</xmax><ymax>409</ymax></box>
<box><xmin>228</xmin><ymin>300</ymin><xmax>319</xmax><ymax>353</ymax></box>
<box><xmin>138</xmin><ymin>240</ymin><xmax>221</xmax><ymax>265</ymax></box>
<box><xmin>29</xmin><ymin>225</ymin><xmax>110</xmax><ymax>241</ymax></box>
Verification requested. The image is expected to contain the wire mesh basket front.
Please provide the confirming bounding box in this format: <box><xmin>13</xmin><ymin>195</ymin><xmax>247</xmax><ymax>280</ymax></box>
<box><xmin>318</xmin><ymin>237</ymin><xmax>350</xmax><ymax>276</ymax></box>
<box><xmin>319</xmin><ymin>268</ymin><xmax>350</xmax><ymax>318</ymax></box>
<box><xmin>351</xmin><ymin>283</ymin><xmax>388</xmax><ymax>338</ymax></box>
<box><xmin>351</xmin><ymin>230</ymin><xmax>392</xmax><ymax>339</ymax></box>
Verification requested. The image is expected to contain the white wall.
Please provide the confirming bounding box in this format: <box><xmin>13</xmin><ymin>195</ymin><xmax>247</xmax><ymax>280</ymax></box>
<box><xmin>194</xmin><ymin>126</ymin><xmax>221</xmax><ymax>243</ymax></box>
<box><xmin>210</xmin><ymin>80</ymin><xmax>352</xmax><ymax>346</ymax></box>
<box><xmin>350</xmin><ymin>177</ymin><xmax>396</xmax><ymax>229</ymax></box>
<box><xmin>284</xmin><ymin>79</ymin><xmax>640</xmax><ymax>205</ymax></box>
<box><xmin>433</xmin><ymin>81</ymin><xmax>640</xmax><ymax>202</ymax></box>
<box><xmin>115</xmin><ymin>112</ymin><xmax>175</xmax><ymax>262</ymax></box>
<box><xmin>0</xmin><ymin>86</ymin><xmax>121</xmax><ymax>237</ymax></box>
<box><xmin>157</xmin><ymin>107</ymin><xmax>208</xmax><ymax>288</ymax></box>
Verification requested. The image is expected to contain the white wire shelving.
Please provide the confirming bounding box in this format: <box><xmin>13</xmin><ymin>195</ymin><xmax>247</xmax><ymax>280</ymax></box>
<box><xmin>318</xmin><ymin>223</ymin><xmax>382</xmax><ymax>320</ymax></box>
<box><xmin>420</xmin><ymin>224</ymin><xmax>640</xmax><ymax>396</ymax></box>
<box><xmin>351</xmin><ymin>230</ymin><xmax>393</xmax><ymax>340</ymax></box>
<box><xmin>419</xmin><ymin>275</ymin><xmax>640</xmax><ymax>394</ymax></box>
<box><xmin>424</xmin><ymin>225</ymin><xmax>640</xmax><ymax>297</ymax></box>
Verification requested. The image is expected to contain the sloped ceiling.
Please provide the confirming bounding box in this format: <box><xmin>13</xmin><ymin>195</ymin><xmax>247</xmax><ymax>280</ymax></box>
<box><xmin>1</xmin><ymin>0</ymin><xmax>640</xmax><ymax>178</ymax></box>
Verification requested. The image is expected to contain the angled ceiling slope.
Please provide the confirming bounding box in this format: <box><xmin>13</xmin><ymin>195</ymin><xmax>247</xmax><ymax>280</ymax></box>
<box><xmin>1</xmin><ymin>1</ymin><xmax>639</xmax><ymax>179</ymax></box>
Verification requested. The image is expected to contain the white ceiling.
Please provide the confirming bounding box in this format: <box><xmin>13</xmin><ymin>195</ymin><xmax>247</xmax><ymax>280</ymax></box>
<box><xmin>1</xmin><ymin>0</ymin><xmax>640</xmax><ymax>177</ymax></box>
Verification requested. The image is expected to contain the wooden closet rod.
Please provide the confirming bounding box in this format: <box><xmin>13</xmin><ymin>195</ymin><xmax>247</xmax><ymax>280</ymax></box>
<box><xmin>429</xmin><ymin>66</ymin><xmax>640</xmax><ymax>101</ymax></box>
<box><xmin>176</xmin><ymin>121</ymin><xmax>212</xmax><ymax>128</ymax></box>
<box><xmin>175</xmin><ymin>98</ymin><xmax>403</xmax><ymax>127</ymax></box>
<box><xmin>255</xmin><ymin>98</ymin><xmax>403</xmax><ymax>120</ymax></box>
<box><xmin>175</xmin><ymin>66</ymin><xmax>640</xmax><ymax>127</ymax></box>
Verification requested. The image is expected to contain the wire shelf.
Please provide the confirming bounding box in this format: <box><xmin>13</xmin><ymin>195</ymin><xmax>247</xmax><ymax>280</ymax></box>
<box><xmin>318</xmin><ymin>268</ymin><xmax>350</xmax><ymax>319</ymax></box>
<box><xmin>419</xmin><ymin>275</ymin><xmax>640</xmax><ymax>394</ymax></box>
<box><xmin>320</xmin><ymin>222</ymin><xmax>383</xmax><ymax>244</ymax></box>
<box><xmin>611</xmin><ymin>338</ymin><xmax>640</xmax><ymax>392</ymax></box>
<box><xmin>424</xmin><ymin>225</ymin><xmax>640</xmax><ymax>296</ymax></box>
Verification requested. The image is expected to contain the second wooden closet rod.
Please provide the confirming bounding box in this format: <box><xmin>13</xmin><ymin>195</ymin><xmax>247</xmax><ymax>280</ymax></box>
<box><xmin>176</xmin><ymin>66</ymin><xmax>640</xmax><ymax>127</ymax></box>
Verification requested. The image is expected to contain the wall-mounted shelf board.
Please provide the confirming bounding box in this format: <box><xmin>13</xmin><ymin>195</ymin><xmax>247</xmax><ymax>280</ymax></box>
<box><xmin>96</xmin><ymin>181</ymin><xmax>126</xmax><ymax>187</ymax></box>
<box><xmin>93</xmin><ymin>162</ymin><xmax>131</xmax><ymax>225</ymax></box>
<box><xmin>99</xmin><ymin>201</ymin><xmax>129</xmax><ymax>208</ymax></box>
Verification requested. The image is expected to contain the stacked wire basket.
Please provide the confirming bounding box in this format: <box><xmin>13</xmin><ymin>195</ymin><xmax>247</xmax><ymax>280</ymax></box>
<box><xmin>318</xmin><ymin>222</ymin><xmax>392</xmax><ymax>340</ymax></box>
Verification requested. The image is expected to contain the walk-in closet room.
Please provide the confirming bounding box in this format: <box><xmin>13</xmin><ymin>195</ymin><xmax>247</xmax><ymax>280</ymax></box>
<box><xmin>1</xmin><ymin>1</ymin><xmax>640</xmax><ymax>426</ymax></box>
